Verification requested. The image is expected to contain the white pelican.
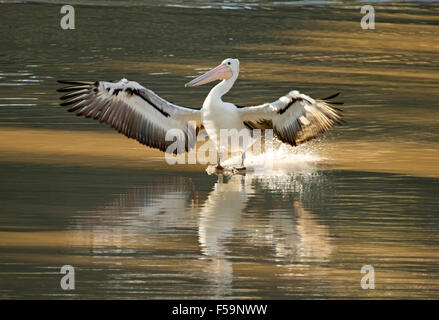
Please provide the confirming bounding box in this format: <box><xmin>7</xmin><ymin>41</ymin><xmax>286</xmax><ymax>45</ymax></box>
<box><xmin>57</xmin><ymin>58</ymin><xmax>343</xmax><ymax>170</ymax></box>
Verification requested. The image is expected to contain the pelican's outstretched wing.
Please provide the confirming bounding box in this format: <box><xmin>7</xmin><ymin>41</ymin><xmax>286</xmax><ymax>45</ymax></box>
<box><xmin>237</xmin><ymin>90</ymin><xmax>343</xmax><ymax>146</ymax></box>
<box><xmin>57</xmin><ymin>79</ymin><xmax>202</xmax><ymax>153</ymax></box>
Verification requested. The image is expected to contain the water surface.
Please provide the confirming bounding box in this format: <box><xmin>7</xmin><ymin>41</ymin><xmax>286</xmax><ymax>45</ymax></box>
<box><xmin>0</xmin><ymin>1</ymin><xmax>438</xmax><ymax>299</ymax></box>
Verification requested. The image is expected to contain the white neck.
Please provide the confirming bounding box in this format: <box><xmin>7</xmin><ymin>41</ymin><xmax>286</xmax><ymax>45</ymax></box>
<box><xmin>205</xmin><ymin>72</ymin><xmax>238</xmax><ymax>106</ymax></box>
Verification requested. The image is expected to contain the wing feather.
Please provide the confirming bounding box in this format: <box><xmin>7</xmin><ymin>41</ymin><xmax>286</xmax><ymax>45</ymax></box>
<box><xmin>57</xmin><ymin>79</ymin><xmax>202</xmax><ymax>153</ymax></box>
<box><xmin>237</xmin><ymin>90</ymin><xmax>343</xmax><ymax>146</ymax></box>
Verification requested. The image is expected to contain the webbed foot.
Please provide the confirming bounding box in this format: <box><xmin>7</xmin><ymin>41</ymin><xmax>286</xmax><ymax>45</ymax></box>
<box><xmin>232</xmin><ymin>167</ymin><xmax>246</xmax><ymax>175</ymax></box>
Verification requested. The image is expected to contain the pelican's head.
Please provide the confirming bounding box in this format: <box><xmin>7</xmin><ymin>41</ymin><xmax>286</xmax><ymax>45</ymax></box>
<box><xmin>185</xmin><ymin>58</ymin><xmax>240</xmax><ymax>87</ymax></box>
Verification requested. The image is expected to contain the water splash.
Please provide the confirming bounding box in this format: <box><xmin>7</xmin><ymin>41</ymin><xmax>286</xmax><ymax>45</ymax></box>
<box><xmin>207</xmin><ymin>138</ymin><xmax>326</xmax><ymax>175</ymax></box>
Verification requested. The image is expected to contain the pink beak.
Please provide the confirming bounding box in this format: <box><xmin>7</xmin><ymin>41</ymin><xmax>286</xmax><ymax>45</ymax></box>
<box><xmin>185</xmin><ymin>63</ymin><xmax>233</xmax><ymax>87</ymax></box>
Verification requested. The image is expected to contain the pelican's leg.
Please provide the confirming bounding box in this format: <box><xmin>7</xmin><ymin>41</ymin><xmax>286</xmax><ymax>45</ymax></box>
<box><xmin>232</xmin><ymin>150</ymin><xmax>246</xmax><ymax>174</ymax></box>
<box><xmin>216</xmin><ymin>150</ymin><xmax>224</xmax><ymax>170</ymax></box>
<box><xmin>240</xmin><ymin>150</ymin><xmax>246</xmax><ymax>168</ymax></box>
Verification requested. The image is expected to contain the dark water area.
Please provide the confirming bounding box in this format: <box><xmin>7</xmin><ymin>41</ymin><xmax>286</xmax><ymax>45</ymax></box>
<box><xmin>1</xmin><ymin>162</ymin><xmax>438</xmax><ymax>299</ymax></box>
<box><xmin>0</xmin><ymin>1</ymin><xmax>438</xmax><ymax>299</ymax></box>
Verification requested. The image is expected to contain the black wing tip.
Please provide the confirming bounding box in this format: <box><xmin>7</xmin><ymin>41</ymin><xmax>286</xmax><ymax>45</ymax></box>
<box><xmin>58</xmin><ymin>80</ymin><xmax>72</xmax><ymax>85</ymax></box>
<box><xmin>57</xmin><ymin>86</ymin><xmax>86</xmax><ymax>93</ymax></box>
<box><xmin>322</xmin><ymin>92</ymin><xmax>344</xmax><ymax>112</ymax></box>
<box><xmin>56</xmin><ymin>80</ymin><xmax>96</xmax><ymax>94</ymax></box>
<box><xmin>336</xmin><ymin>118</ymin><xmax>347</xmax><ymax>126</ymax></box>
<box><xmin>56</xmin><ymin>86</ymin><xmax>69</xmax><ymax>93</ymax></box>
<box><xmin>57</xmin><ymin>80</ymin><xmax>94</xmax><ymax>85</ymax></box>
<box><xmin>60</xmin><ymin>99</ymin><xmax>81</xmax><ymax>107</ymax></box>
<box><xmin>57</xmin><ymin>80</ymin><xmax>97</xmax><ymax>92</ymax></box>
<box><xmin>322</xmin><ymin>92</ymin><xmax>341</xmax><ymax>100</ymax></box>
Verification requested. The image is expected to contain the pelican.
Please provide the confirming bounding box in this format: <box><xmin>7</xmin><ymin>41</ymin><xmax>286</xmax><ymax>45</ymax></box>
<box><xmin>57</xmin><ymin>58</ymin><xmax>343</xmax><ymax>170</ymax></box>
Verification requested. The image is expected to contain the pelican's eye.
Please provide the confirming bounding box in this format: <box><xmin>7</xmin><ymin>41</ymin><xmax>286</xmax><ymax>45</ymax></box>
<box><xmin>227</xmin><ymin>62</ymin><xmax>231</xmax><ymax>66</ymax></box>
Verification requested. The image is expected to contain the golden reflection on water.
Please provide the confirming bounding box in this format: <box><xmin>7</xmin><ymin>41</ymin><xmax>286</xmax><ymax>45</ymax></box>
<box><xmin>84</xmin><ymin>57</ymin><xmax>439</xmax><ymax>89</ymax></box>
<box><xmin>0</xmin><ymin>127</ymin><xmax>202</xmax><ymax>172</ymax></box>
<box><xmin>324</xmin><ymin>139</ymin><xmax>439</xmax><ymax>178</ymax></box>
<box><xmin>81</xmin><ymin>19</ymin><xmax>439</xmax><ymax>89</ymax></box>
<box><xmin>1</xmin><ymin>127</ymin><xmax>438</xmax><ymax>178</ymax></box>
<box><xmin>0</xmin><ymin>171</ymin><xmax>336</xmax><ymax>298</ymax></box>
<box><xmin>1</xmin><ymin>171</ymin><xmax>437</xmax><ymax>298</ymax></box>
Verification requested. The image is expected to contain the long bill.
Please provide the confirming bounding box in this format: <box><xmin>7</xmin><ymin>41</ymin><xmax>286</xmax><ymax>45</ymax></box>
<box><xmin>185</xmin><ymin>64</ymin><xmax>232</xmax><ymax>87</ymax></box>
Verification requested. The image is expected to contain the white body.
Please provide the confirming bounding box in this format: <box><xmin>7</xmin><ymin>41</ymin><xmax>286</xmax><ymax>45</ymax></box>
<box><xmin>196</xmin><ymin>59</ymin><xmax>251</xmax><ymax>163</ymax></box>
<box><xmin>201</xmin><ymin>99</ymin><xmax>249</xmax><ymax>153</ymax></box>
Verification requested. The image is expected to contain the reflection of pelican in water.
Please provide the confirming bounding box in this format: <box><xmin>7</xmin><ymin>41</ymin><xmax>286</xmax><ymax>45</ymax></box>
<box><xmin>73</xmin><ymin>170</ymin><xmax>333</xmax><ymax>297</ymax></box>
<box><xmin>195</xmin><ymin>172</ymin><xmax>333</xmax><ymax>297</ymax></box>
<box><xmin>197</xmin><ymin>175</ymin><xmax>253</xmax><ymax>297</ymax></box>
<box><xmin>198</xmin><ymin>173</ymin><xmax>332</xmax><ymax>263</ymax></box>
<box><xmin>198</xmin><ymin>175</ymin><xmax>253</xmax><ymax>257</ymax></box>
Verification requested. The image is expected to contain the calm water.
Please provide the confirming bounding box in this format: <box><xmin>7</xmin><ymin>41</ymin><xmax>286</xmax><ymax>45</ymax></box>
<box><xmin>0</xmin><ymin>0</ymin><xmax>438</xmax><ymax>299</ymax></box>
